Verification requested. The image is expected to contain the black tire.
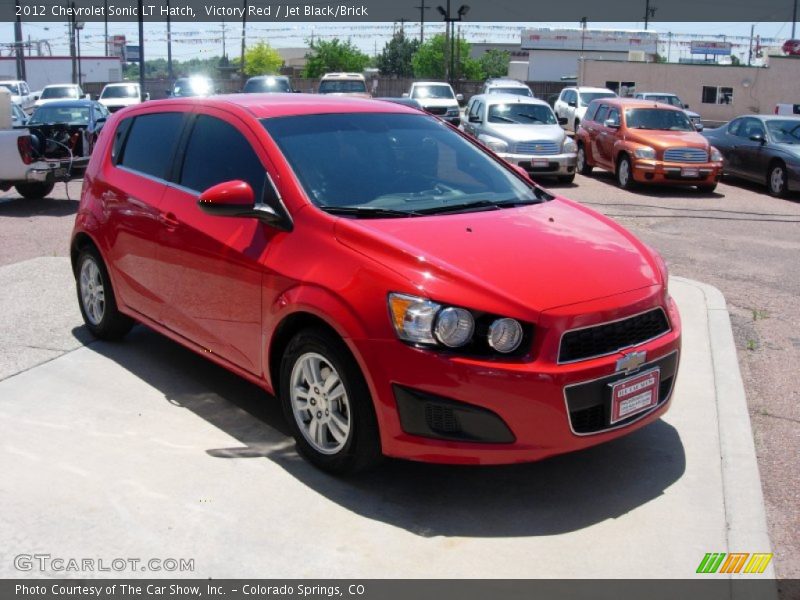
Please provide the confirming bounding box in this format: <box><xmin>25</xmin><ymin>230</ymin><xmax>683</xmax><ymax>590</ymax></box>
<box><xmin>75</xmin><ymin>246</ymin><xmax>134</xmax><ymax>340</ymax></box>
<box><xmin>15</xmin><ymin>181</ymin><xmax>55</xmax><ymax>200</ymax></box>
<box><xmin>557</xmin><ymin>173</ymin><xmax>576</xmax><ymax>184</ymax></box>
<box><xmin>616</xmin><ymin>155</ymin><xmax>636</xmax><ymax>190</ymax></box>
<box><xmin>576</xmin><ymin>144</ymin><xmax>593</xmax><ymax>175</ymax></box>
<box><xmin>697</xmin><ymin>183</ymin><xmax>718</xmax><ymax>194</ymax></box>
<box><xmin>573</xmin><ymin>118</ymin><xmax>580</xmax><ymax>133</ymax></box>
<box><xmin>767</xmin><ymin>162</ymin><xmax>788</xmax><ymax>198</ymax></box>
<box><xmin>279</xmin><ymin>328</ymin><xmax>381</xmax><ymax>475</ymax></box>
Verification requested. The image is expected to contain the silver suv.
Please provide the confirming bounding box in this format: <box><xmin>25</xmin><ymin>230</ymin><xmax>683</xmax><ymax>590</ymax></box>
<box><xmin>463</xmin><ymin>94</ymin><xmax>577</xmax><ymax>183</ymax></box>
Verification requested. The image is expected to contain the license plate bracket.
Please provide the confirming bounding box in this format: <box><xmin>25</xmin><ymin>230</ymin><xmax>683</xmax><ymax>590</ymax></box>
<box><xmin>681</xmin><ymin>167</ymin><xmax>700</xmax><ymax>177</ymax></box>
<box><xmin>609</xmin><ymin>367</ymin><xmax>660</xmax><ymax>424</ymax></box>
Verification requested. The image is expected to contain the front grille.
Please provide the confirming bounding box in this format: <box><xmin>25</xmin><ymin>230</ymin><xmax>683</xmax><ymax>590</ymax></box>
<box><xmin>515</xmin><ymin>140</ymin><xmax>560</xmax><ymax>155</ymax></box>
<box><xmin>664</xmin><ymin>147</ymin><xmax>708</xmax><ymax>163</ymax></box>
<box><xmin>559</xmin><ymin>308</ymin><xmax>670</xmax><ymax>363</ymax></box>
<box><xmin>425</xmin><ymin>106</ymin><xmax>447</xmax><ymax>115</ymax></box>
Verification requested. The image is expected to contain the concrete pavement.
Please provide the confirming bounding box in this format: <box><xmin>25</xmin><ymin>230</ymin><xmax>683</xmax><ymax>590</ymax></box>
<box><xmin>0</xmin><ymin>257</ymin><xmax>774</xmax><ymax>581</ymax></box>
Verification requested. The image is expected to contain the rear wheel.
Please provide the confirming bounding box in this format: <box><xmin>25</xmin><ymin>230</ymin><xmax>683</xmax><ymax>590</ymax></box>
<box><xmin>767</xmin><ymin>162</ymin><xmax>788</xmax><ymax>197</ymax></box>
<box><xmin>557</xmin><ymin>174</ymin><xmax>575</xmax><ymax>184</ymax></box>
<box><xmin>576</xmin><ymin>144</ymin><xmax>593</xmax><ymax>175</ymax></box>
<box><xmin>76</xmin><ymin>246</ymin><xmax>134</xmax><ymax>340</ymax></box>
<box><xmin>616</xmin><ymin>155</ymin><xmax>636</xmax><ymax>190</ymax></box>
<box><xmin>697</xmin><ymin>183</ymin><xmax>717</xmax><ymax>194</ymax></box>
<box><xmin>15</xmin><ymin>182</ymin><xmax>55</xmax><ymax>200</ymax></box>
<box><xmin>280</xmin><ymin>328</ymin><xmax>381</xmax><ymax>475</ymax></box>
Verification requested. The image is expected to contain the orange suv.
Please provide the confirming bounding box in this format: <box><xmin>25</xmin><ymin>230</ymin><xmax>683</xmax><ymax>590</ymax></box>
<box><xmin>575</xmin><ymin>98</ymin><xmax>723</xmax><ymax>192</ymax></box>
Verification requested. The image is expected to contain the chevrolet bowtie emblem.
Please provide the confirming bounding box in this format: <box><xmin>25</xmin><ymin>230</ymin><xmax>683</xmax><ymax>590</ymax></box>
<box><xmin>616</xmin><ymin>350</ymin><xmax>647</xmax><ymax>373</ymax></box>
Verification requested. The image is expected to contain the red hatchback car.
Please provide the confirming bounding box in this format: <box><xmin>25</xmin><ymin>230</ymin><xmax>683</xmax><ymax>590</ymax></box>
<box><xmin>71</xmin><ymin>94</ymin><xmax>681</xmax><ymax>474</ymax></box>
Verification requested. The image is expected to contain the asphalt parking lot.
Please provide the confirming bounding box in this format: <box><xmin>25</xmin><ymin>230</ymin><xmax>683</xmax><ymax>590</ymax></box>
<box><xmin>0</xmin><ymin>174</ymin><xmax>797</xmax><ymax>582</ymax></box>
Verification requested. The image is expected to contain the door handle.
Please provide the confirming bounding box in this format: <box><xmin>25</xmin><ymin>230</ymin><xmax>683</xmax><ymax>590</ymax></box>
<box><xmin>159</xmin><ymin>212</ymin><xmax>180</xmax><ymax>230</ymax></box>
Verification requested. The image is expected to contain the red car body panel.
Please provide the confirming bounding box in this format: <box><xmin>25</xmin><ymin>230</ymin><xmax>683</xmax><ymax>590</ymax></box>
<box><xmin>72</xmin><ymin>94</ymin><xmax>682</xmax><ymax>465</ymax></box>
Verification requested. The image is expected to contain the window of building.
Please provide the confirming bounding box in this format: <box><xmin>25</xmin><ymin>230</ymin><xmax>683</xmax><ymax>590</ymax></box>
<box><xmin>702</xmin><ymin>86</ymin><xmax>734</xmax><ymax>105</ymax></box>
<box><xmin>606</xmin><ymin>81</ymin><xmax>636</xmax><ymax>97</ymax></box>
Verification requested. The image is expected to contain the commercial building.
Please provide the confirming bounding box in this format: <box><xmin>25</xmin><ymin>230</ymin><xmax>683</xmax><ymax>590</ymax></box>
<box><xmin>0</xmin><ymin>56</ymin><xmax>122</xmax><ymax>91</ymax></box>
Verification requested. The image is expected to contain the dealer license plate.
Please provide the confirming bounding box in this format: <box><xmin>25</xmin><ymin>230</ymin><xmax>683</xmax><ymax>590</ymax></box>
<box><xmin>609</xmin><ymin>367</ymin><xmax>660</xmax><ymax>424</ymax></box>
<box><xmin>681</xmin><ymin>167</ymin><xmax>700</xmax><ymax>177</ymax></box>
<box><xmin>531</xmin><ymin>159</ymin><xmax>549</xmax><ymax>168</ymax></box>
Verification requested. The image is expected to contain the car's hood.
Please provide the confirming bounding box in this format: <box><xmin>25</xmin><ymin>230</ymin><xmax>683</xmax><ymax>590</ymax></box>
<box><xmin>35</xmin><ymin>98</ymin><xmax>78</xmax><ymax>106</ymax></box>
<box><xmin>485</xmin><ymin>123</ymin><xmax>565</xmax><ymax>142</ymax></box>
<box><xmin>625</xmin><ymin>130</ymin><xmax>710</xmax><ymax>150</ymax></box>
<box><xmin>773</xmin><ymin>143</ymin><xmax>800</xmax><ymax>160</ymax></box>
<box><xmin>416</xmin><ymin>98</ymin><xmax>459</xmax><ymax>108</ymax></box>
<box><xmin>100</xmin><ymin>98</ymin><xmax>140</xmax><ymax>107</ymax></box>
<box><xmin>321</xmin><ymin>92</ymin><xmax>371</xmax><ymax>99</ymax></box>
<box><xmin>334</xmin><ymin>197</ymin><xmax>659</xmax><ymax>316</ymax></box>
<box><xmin>684</xmin><ymin>109</ymin><xmax>701</xmax><ymax>119</ymax></box>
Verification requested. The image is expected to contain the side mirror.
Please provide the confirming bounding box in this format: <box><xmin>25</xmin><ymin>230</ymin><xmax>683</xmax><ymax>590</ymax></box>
<box><xmin>558</xmin><ymin>117</ymin><xmax>568</xmax><ymax>125</ymax></box>
<box><xmin>402</xmin><ymin>92</ymin><xmax>410</xmax><ymax>98</ymax></box>
<box><xmin>456</xmin><ymin>93</ymin><xmax>464</xmax><ymax>102</ymax></box>
<box><xmin>468</xmin><ymin>114</ymin><xmax>481</xmax><ymax>123</ymax></box>
<box><xmin>749</xmin><ymin>134</ymin><xmax>765</xmax><ymax>143</ymax></box>
<box><xmin>694</xmin><ymin>122</ymin><xmax>704</xmax><ymax>132</ymax></box>
<box><xmin>568</xmin><ymin>100</ymin><xmax>577</xmax><ymax>107</ymax></box>
<box><xmin>165</xmin><ymin>90</ymin><xmax>172</xmax><ymax>97</ymax></box>
<box><xmin>604</xmin><ymin>119</ymin><xmax>620</xmax><ymax>129</ymax></box>
<box><xmin>94</xmin><ymin>117</ymin><xmax>107</xmax><ymax>130</ymax></box>
<box><xmin>683</xmin><ymin>103</ymin><xmax>690</xmax><ymax>109</ymax></box>
<box><xmin>197</xmin><ymin>180</ymin><xmax>289</xmax><ymax>228</ymax></box>
<box><xmin>144</xmin><ymin>92</ymin><xmax>151</xmax><ymax>101</ymax></box>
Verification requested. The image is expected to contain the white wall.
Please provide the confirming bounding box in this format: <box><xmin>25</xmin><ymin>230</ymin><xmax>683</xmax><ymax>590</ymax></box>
<box><xmin>527</xmin><ymin>50</ymin><xmax>629</xmax><ymax>82</ymax></box>
<box><xmin>0</xmin><ymin>57</ymin><xmax>122</xmax><ymax>91</ymax></box>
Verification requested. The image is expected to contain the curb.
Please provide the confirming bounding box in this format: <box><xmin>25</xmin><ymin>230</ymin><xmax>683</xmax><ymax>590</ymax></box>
<box><xmin>673</xmin><ymin>277</ymin><xmax>777</xmax><ymax>589</ymax></box>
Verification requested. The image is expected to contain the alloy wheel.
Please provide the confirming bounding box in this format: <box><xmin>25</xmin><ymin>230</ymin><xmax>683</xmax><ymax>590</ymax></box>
<box><xmin>770</xmin><ymin>166</ymin><xmax>786</xmax><ymax>196</ymax></box>
<box><xmin>79</xmin><ymin>257</ymin><xmax>105</xmax><ymax>326</ymax></box>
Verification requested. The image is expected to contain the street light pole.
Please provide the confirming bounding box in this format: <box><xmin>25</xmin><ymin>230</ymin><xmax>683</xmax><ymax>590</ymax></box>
<box><xmin>166</xmin><ymin>0</ymin><xmax>174</xmax><ymax>78</ymax></box>
<box><xmin>14</xmin><ymin>0</ymin><xmax>26</xmax><ymax>80</ymax></box>
<box><xmin>138</xmin><ymin>0</ymin><xmax>145</xmax><ymax>102</ymax></box>
<box><xmin>75</xmin><ymin>21</ymin><xmax>84</xmax><ymax>86</ymax></box>
<box><xmin>241</xmin><ymin>0</ymin><xmax>248</xmax><ymax>77</ymax></box>
<box><xmin>792</xmin><ymin>0</ymin><xmax>797</xmax><ymax>39</ymax></box>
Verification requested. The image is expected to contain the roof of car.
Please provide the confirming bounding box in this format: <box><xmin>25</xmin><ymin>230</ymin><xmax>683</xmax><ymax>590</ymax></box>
<box><xmin>637</xmin><ymin>92</ymin><xmax>679</xmax><ymax>97</ymax></box>
<box><xmin>104</xmin><ymin>82</ymin><xmax>139</xmax><ymax>87</ymax></box>
<box><xmin>472</xmin><ymin>93</ymin><xmax>548</xmax><ymax>106</ymax></box>
<box><xmin>143</xmin><ymin>94</ymin><xmax>420</xmax><ymax>119</ymax></box>
<box><xmin>247</xmin><ymin>75</ymin><xmax>289</xmax><ymax>80</ymax></box>
<box><xmin>486</xmin><ymin>79</ymin><xmax>529</xmax><ymax>87</ymax></box>
<box><xmin>588</xmin><ymin>97</ymin><xmax>684</xmax><ymax>110</ymax></box>
<box><xmin>42</xmin><ymin>83</ymin><xmax>81</xmax><ymax>88</ymax></box>
<box><xmin>412</xmin><ymin>81</ymin><xmax>452</xmax><ymax>86</ymax></box>
<box><xmin>564</xmin><ymin>86</ymin><xmax>615</xmax><ymax>93</ymax></box>
<box><xmin>745</xmin><ymin>114</ymin><xmax>800</xmax><ymax>121</ymax></box>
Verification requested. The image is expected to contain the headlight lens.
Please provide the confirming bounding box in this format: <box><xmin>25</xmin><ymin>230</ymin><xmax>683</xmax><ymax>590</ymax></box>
<box><xmin>562</xmin><ymin>137</ymin><xmax>577</xmax><ymax>153</ymax></box>
<box><xmin>434</xmin><ymin>307</ymin><xmax>475</xmax><ymax>347</ymax></box>
<box><xmin>710</xmin><ymin>146</ymin><xmax>723</xmax><ymax>162</ymax></box>
<box><xmin>488</xmin><ymin>318</ymin><xmax>523</xmax><ymax>353</ymax></box>
<box><xmin>478</xmin><ymin>135</ymin><xmax>509</xmax><ymax>153</ymax></box>
<box><xmin>446</xmin><ymin>107</ymin><xmax>459</xmax><ymax>116</ymax></box>
<box><xmin>388</xmin><ymin>293</ymin><xmax>440</xmax><ymax>345</ymax></box>
<box><xmin>634</xmin><ymin>146</ymin><xmax>656</xmax><ymax>159</ymax></box>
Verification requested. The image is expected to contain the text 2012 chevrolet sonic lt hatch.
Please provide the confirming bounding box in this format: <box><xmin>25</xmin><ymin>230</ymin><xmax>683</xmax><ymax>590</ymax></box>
<box><xmin>71</xmin><ymin>94</ymin><xmax>681</xmax><ymax>474</ymax></box>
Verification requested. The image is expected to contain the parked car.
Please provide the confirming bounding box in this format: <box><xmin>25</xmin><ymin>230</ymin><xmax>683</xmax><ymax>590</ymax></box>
<box><xmin>633</xmin><ymin>92</ymin><xmax>703</xmax><ymax>131</ymax></box>
<box><xmin>575</xmin><ymin>98</ymin><xmax>723</xmax><ymax>192</ymax></box>
<box><xmin>463</xmin><ymin>94</ymin><xmax>577</xmax><ymax>183</ymax></box>
<box><xmin>243</xmin><ymin>75</ymin><xmax>294</xmax><ymax>93</ymax></box>
<box><xmin>703</xmin><ymin>115</ymin><xmax>800</xmax><ymax>197</ymax></box>
<box><xmin>35</xmin><ymin>84</ymin><xmax>85</xmax><ymax>107</ymax></box>
<box><xmin>554</xmin><ymin>86</ymin><xmax>617</xmax><ymax>133</ymax></box>
<box><xmin>405</xmin><ymin>81</ymin><xmax>462</xmax><ymax>126</ymax></box>
<box><xmin>71</xmin><ymin>94</ymin><xmax>681</xmax><ymax>474</ymax></box>
<box><xmin>99</xmin><ymin>82</ymin><xmax>146</xmax><ymax>112</ymax></box>
<box><xmin>0</xmin><ymin>79</ymin><xmax>36</xmax><ymax>112</ymax></box>
<box><xmin>375</xmin><ymin>97</ymin><xmax>423</xmax><ymax>110</ymax></box>
<box><xmin>782</xmin><ymin>39</ymin><xmax>800</xmax><ymax>56</ymax></box>
<box><xmin>774</xmin><ymin>103</ymin><xmax>800</xmax><ymax>115</ymax></box>
<box><xmin>318</xmin><ymin>73</ymin><xmax>370</xmax><ymax>98</ymax></box>
<box><xmin>168</xmin><ymin>76</ymin><xmax>214</xmax><ymax>98</ymax></box>
<box><xmin>481</xmin><ymin>78</ymin><xmax>534</xmax><ymax>97</ymax></box>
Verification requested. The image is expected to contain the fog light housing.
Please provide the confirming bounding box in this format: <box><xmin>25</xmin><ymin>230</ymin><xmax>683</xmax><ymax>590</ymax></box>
<box><xmin>488</xmin><ymin>318</ymin><xmax>523</xmax><ymax>353</ymax></box>
<box><xmin>434</xmin><ymin>307</ymin><xmax>474</xmax><ymax>347</ymax></box>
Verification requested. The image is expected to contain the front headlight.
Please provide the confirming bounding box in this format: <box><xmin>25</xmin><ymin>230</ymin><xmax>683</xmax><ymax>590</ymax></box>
<box><xmin>562</xmin><ymin>137</ymin><xmax>577</xmax><ymax>153</ymax></box>
<box><xmin>388</xmin><ymin>293</ymin><xmax>440</xmax><ymax>345</ymax></box>
<box><xmin>434</xmin><ymin>307</ymin><xmax>474</xmax><ymax>347</ymax></box>
<box><xmin>634</xmin><ymin>146</ymin><xmax>656</xmax><ymax>159</ymax></box>
<box><xmin>710</xmin><ymin>146</ymin><xmax>723</xmax><ymax>162</ymax></box>
<box><xmin>446</xmin><ymin>107</ymin><xmax>459</xmax><ymax>116</ymax></box>
<box><xmin>488</xmin><ymin>318</ymin><xmax>524</xmax><ymax>353</ymax></box>
<box><xmin>478</xmin><ymin>135</ymin><xmax>508</xmax><ymax>153</ymax></box>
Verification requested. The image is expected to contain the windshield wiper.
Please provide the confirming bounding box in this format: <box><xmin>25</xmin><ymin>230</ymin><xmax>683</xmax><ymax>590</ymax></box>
<box><xmin>319</xmin><ymin>206</ymin><xmax>421</xmax><ymax>218</ymax></box>
<box><xmin>416</xmin><ymin>198</ymin><xmax>542</xmax><ymax>215</ymax></box>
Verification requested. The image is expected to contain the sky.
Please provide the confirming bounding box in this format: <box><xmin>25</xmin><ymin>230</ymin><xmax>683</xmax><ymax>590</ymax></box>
<box><xmin>1</xmin><ymin>20</ymin><xmax>797</xmax><ymax>62</ymax></box>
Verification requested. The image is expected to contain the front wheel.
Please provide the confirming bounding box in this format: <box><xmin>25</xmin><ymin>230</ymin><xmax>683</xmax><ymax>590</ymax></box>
<box><xmin>557</xmin><ymin>173</ymin><xmax>576</xmax><ymax>184</ymax></box>
<box><xmin>616</xmin><ymin>155</ymin><xmax>636</xmax><ymax>190</ymax></box>
<box><xmin>15</xmin><ymin>181</ymin><xmax>55</xmax><ymax>200</ymax></box>
<box><xmin>280</xmin><ymin>328</ymin><xmax>381</xmax><ymax>475</ymax></box>
<box><xmin>76</xmin><ymin>247</ymin><xmax>134</xmax><ymax>340</ymax></box>
<box><xmin>767</xmin><ymin>163</ymin><xmax>788</xmax><ymax>197</ymax></box>
<box><xmin>697</xmin><ymin>183</ymin><xmax>717</xmax><ymax>194</ymax></box>
<box><xmin>576</xmin><ymin>144</ymin><xmax>593</xmax><ymax>175</ymax></box>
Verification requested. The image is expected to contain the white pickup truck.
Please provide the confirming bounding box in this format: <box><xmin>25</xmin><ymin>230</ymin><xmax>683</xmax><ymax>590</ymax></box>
<box><xmin>0</xmin><ymin>79</ymin><xmax>36</xmax><ymax>113</ymax></box>
<box><xmin>775</xmin><ymin>103</ymin><xmax>800</xmax><ymax>115</ymax></box>
<box><xmin>0</xmin><ymin>88</ymin><xmax>78</xmax><ymax>199</ymax></box>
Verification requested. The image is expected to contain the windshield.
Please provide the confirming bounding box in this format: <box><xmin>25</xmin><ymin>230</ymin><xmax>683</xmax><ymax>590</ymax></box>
<box><xmin>319</xmin><ymin>80</ymin><xmax>367</xmax><ymax>94</ymax></box>
<box><xmin>766</xmin><ymin>120</ymin><xmax>800</xmax><ymax>144</ymax></box>
<box><xmin>1</xmin><ymin>83</ymin><xmax>20</xmax><ymax>95</ymax></box>
<box><xmin>579</xmin><ymin>91</ymin><xmax>615</xmax><ymax>106</ymax></box>
<box><xmin>42</xmin><ymin>86</ymin><xmax>79</xmax><ymax>99</ymax></box>
<box><xmin>101</xmin><ymin>85</ymin><xmax>139</xmax><ymax>99</ymax></box>
<box><xmin>625</xmin><ymin>108</ymin><xmax>693</xmax><ymax>131</ymax></box>
<box><xmin>488</xmin><ymin>103</ymin><xmax>556</xmax><ymax>125</ymax></box>
<box><xmin>262</xmin><ymin>113</ymin><xmax>541</xmax><ymax>216</ymax></box>
<box><xmin>244</xmin><ymin>77</ymin><xmax>291</xmax><ymax>93</ymax></box>
<box><xmin>29</xmin><ymin>106</ymin><xmax>90</xmax><ymax>125</ymax></box>
<box><xmin>411</xmin><ymin>85</ymin><xmax>455</xmax><ymax>100</ymax></box>
<box><xmin>489</xmin><ymin>87</ymin><xmax>533</xmax><ymax>97</ymax></box>
<box><xmin>174</xmin><ymin>78</ymin><xmax>212</xmax><ymax>96</ymax></box>
<box><xmin>645</xmin><ymin>95</ymin><xmax>683</xmax><ymax>107</ymax></box>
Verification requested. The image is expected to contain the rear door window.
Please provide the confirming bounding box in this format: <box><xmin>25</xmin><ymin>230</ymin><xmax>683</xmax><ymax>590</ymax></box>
<box><xmin>119</xmin><ymin>112</ymin><xmax>185</xmax><ymax>180</ymax></box>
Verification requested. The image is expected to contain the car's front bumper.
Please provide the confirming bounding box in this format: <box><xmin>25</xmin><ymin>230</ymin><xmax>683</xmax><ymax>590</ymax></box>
<box><xmin>351</xmin><ymin>287</ymin><xmax>682</xmax><ymax>465</ymax></box>
<box><xmin>632</xmin><ymin>159</ymin><xmax>722</xmax><ymax>185</ymax></box>
<box><xmin>498</xmin><ymin>151</ymin><xmax>577</xmax><ymax>177</ymax></box>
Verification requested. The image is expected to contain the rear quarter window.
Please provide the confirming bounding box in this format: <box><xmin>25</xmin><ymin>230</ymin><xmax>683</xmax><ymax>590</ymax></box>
<box><xmin>118</xmin><ymin>112</ymin><xmax>185</xmax><ymax>180</ymax></box>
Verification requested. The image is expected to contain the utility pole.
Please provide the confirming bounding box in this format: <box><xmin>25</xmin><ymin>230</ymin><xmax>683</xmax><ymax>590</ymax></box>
<box><xmin>69</xmin><ymin>2</ymin><xmax>77</xmax><ymax>84</ymax></box>
<box><xmin>240</xmin><ymin>0</ymin><xmax>248</xmax><ymax>78</ymax></box>
<box><xmin>792</xmin><ymin>0</ymin><xmax>797</xmax><ymax>38</ymax></box>
<box><xmin>579</xmin><ymin>17</ymin><xmax>587</xmax><ymax>86</ymax></box>
<box><xmin>644</xmin><ymin>0</ymin><xmax>656</xmax><ymax>30</ymax></box>
<box><xmin>138</xmin><ymin>0</ymin><xmax>145</xmax><ymax>102</ymax></box>
<box><xmin>14</xmin><ymin>0</ymin><xmax>26</xmax><ymax>80</ymax></box>
<box><xmin>104</xmin><ymin>0</ymin><xmax>108</xmax><ymax>56</ymax></box>
<box><xmin>166</xmin><ymin>0</ymin><xmax>174</xmax><ymax>78</ymax></box>
<box><xmin>748</xmin><ymin>24</ymin><xmax>754</xmax><ymax>66</ymax></box>
<box><xmin>415</xmin><ymin>0</ymin><xmax>430</xmax><ymax>42</ymax></box>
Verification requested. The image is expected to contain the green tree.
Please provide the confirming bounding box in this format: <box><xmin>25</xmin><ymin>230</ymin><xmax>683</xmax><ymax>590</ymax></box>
<box><xmin>303</xmin><ymin>39</ymin><xmax>371</xmax><ymax>78</ymax></box>
<box><xmin>478</xmin><ymin>49</ymin><xmax>511</xmax><ymax>79</ymax></box>
<box><xmin>411</xmin><ymin>34</ymin><xmax>483</xmax><ymax>80</ymax></box>
<box><xmin>243</xmin><ymin>41</ymin><xmax>283</xmax><ymax>76</ymax></box>
<box><xmin>376</xmin><ymin>30</ymin><xmax>420</xmax><ymax>77</ymax></box>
